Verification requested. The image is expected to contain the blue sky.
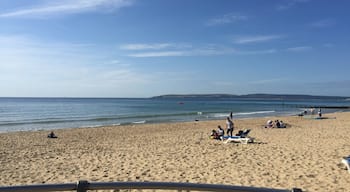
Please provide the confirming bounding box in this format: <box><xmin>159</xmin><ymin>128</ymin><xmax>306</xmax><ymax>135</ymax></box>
<box><xmin>0</xmin><ymin>0</ymin><xmax>349</xmax><ymax>97</ymax></box>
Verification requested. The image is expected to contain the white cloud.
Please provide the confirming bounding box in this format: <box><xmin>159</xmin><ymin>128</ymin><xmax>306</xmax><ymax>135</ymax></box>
<box><xmin>286</xmin><ymin>46</ymin><xmax>312</xmax><ymax>52</ymax></box>
<box><xmin>322</xmin><ymin>43</ymin><xmax>334</xmax><ymax>48</ymax></box>
<box><xmin>123</xmin><ymin>42</ymin><xmax>279</xmax><ymax>57</ymax></box>
<box><xmin>0</xmin><ymin>0</ymin><xmax>133</xmax><ymax>18</ymax></box>
<box><xmin>120</xmin><ymin>43</ymin><xmax>191</xmax><ymax>50</ymax></box>
<box><xmin>211</xmin><ymin>81</ymin><xmax>235</xmax><ymax>87</ymax></box>
<box><xmin>276</xmin><ymin>0</ymin><xmax>309</xmax><ymax>11</ymax></box>
<box><xmin>0</xmin><ymin>34</ymin><xmax>155</xmax><ymax>97</ymax></box>
<box><xmin>121</xmin><ymin>43</ymin><xmax>173</xmax><ymax>50</ymax></box>
<box><xmin>233</xmin><ymin>35</ymin><xmax>283</xmax><ymax>44</ymax></box>
<box><xmin>192</xmin><ymin>46</ymin><xmax>235</xmax><ymax>56</ymax></box>
<box><xmin>126</xmin><ymin>48</ymin><xmax>277</xmax><ymax>57</ymax></box>
<box><xmin>237</xmin><ymin>49</ymin><xmax>277</xmax><ymax>55</ymax></box>
<box><xmin>128</xmin><ymin>51</ymin><xmax>186</xmax><ymax>57</ymax></box>
<box><xmin>125</xmin><ymin>44</ymin><xmax>236</xmax><ymax>57</ymax></box>
<box><xmin>311</xmin><ymin>19</ymin><xmax>336</xmax><ymax>28</ymax></box>
<box><xmin>249</xmin><ymin>78</ymin><xmax>287</xmax><ymax>85</ymax></box>
<box><xmin>206</xmin><ymin>13</ymin><xmax>247</xmax><ymax>26</ymax></box>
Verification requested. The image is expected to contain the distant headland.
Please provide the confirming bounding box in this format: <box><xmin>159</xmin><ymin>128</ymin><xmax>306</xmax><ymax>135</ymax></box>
<box><xmin>152</xmin><ymin>93</ymin><xmax>349</xmax><ymax>100</ymax></box>
<box><xmin>152</xmin><ymin>94</ymin><xmax>350</xmax><ymax>109</ymax></box>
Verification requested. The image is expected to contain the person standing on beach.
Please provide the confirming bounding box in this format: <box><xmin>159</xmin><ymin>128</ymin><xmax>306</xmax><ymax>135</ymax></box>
<box><xmin>230</xmin><ymin>111</ymin><xmax>233</xmax><ymax>119</ymax></box>
<box><xmin>318</xmin><ymin>108</ymin><xmax>322</xmax><ymax>117</ymax></box>
<box><xmin>226</xmin><ymin>117</ymin><xmax>234</xmax><ymax>137</ymax></box>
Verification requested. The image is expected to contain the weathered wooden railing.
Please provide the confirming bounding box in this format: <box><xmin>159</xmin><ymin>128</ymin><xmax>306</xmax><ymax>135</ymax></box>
<box><xmin>0</xmin><ymin>181</ymin><xmax>302</xmax><ymax>192</ymax></box>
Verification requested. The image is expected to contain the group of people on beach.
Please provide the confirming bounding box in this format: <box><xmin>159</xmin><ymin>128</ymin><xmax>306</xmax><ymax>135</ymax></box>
<box><xmin>298</xmin><ymin>108</ymin><xmax>322</xmax><ymax>117</ymax></box>
<box><xmin>210</xmin><ymin>113</ymin><xmax>235</xmax><ymax>140</ymax></box>
<box><xmin>265</xmin><ymin>119</ymin><xmax>286</xmax><ymax>128</ymax></box>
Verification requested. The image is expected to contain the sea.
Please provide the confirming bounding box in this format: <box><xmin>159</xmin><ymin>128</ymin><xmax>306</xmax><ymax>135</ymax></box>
<box><xmin>0</xmin><ymin>97</ymin><xmax>349</xmax><ymax>133</ymax></box>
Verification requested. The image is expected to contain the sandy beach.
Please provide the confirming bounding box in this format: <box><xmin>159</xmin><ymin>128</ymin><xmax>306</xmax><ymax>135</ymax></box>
<box><xmin>1</xmin><ymin>112</ymin><xmax>350</xmax><ymax>191</ymax></box>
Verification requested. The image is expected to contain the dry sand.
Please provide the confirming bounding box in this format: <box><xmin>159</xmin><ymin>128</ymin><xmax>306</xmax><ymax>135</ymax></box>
<box><xmin>1</xmin><ymin>112</ymin><xmax>350</xmax><ymax>191</ymax></box>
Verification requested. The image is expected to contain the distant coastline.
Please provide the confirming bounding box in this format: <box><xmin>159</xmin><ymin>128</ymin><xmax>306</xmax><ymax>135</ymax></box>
<box><xmin>0</xmin><ymin>93</ymin><xmax>349</xmax><ymax>100</ymax></box>
<box><xmin>152</xmin><ymin>94</ymin><xmax>350</xmax><ymax>109</ymax></box>
<box><xmin>152</xmin><ymin>93</ymin><xmax>349</xmax><ymax>100</ymax></box>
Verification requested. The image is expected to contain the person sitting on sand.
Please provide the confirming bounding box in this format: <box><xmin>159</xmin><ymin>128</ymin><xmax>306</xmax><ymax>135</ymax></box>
<box><xmin>210</xmin><ymin>130</ymin><xmax>219</xmax><ymax>140</ymax></box>
<box><xmin>275</xmin><ymin>120</ymin><xmax>281</xmax><ymax>128</ymax></box>
<box><xmin>275</xmin><ymin>120</ymin><xmax>286</xmax><ymax>128</ymax></box>
<box><xmin>47</xmin><ymin>131</ymin><xmax>57</xmax><ymax>138</ymax></box>
<box><xmin>265</xmin><ymin>120</ymin><xmax>274</xmax><ymax>128</ymax></box>
<box><xmin>279</xmin><ymin>120</ymin><xmax>286</xmax><ymax>128</ymax></box>
<box><xmin>217</xmin><ymin>125</ymin><xmax>224</xmax><ymax>138</ymax></box>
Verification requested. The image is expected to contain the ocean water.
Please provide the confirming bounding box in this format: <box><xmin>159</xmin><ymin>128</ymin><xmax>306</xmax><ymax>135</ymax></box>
<box><xmin>0</xmin><ymin>97</ymin><xmax>349</xmax><ymax>133</ymax></box>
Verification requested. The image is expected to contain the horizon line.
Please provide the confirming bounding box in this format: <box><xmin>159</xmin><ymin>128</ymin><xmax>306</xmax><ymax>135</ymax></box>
<box><xmin>0</xmin><ymin>93</ymin><xmax>349</xmax><ymax>99</ymax></box>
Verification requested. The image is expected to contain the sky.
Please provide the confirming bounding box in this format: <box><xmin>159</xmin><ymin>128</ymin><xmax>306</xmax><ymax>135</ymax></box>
<box><xmin>0</xmin><ymin>0</ymin><xmax>350</xmax><ymax>98</ymax></box>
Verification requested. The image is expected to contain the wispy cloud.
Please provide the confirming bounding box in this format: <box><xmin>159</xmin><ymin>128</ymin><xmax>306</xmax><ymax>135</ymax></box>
<box><xmin>120</xmin><ymin>43</ymin><xmax>191</xmax><ymax>50</ymax></box>
<box><xmin>121</xmin><ymin>43</ymin><xmax>190</xmax><ymax>57</ymax></box>
<box><xmin>322</xmin><ymin>43</ymin><xmax>334</xmax><ymax>48</ymax></box>
<box><xmin>0</xmin><ymin>34</ymin><xmax>155</xmax><ymax>97</ymax></box>
<box><xmin>286</xmin><ymin>46</ymin><xmax>312</xmax><ymax>52</ymax></box>
<box><xmin>249</xmin><ymin>78</ymin><xmax>287</xmax><ymax>85</ymax></box>
<box><xmin>237</xmin><ymin>49</ymin><xmax>277</xmax><ymax>55</ymax></box>
<box><xmin>233</xmin><ymin>35</ymin><xmax>283</xmax><ymax>44</ymax></box>
<box><xmin>123</xmin><ymin>42</ymin><xmax>279</xmax><ymax>57</ymax></box>
<box><xmin>206</xmin><ymin>13</ymin><xmax>247</xmax><ymax>26</ymax></box>
<box><xmin>125</xmin><ymin>43</ymin><xmax>237</xmax><ymax>57</ymax></box>
<box><xmin>0</xmin><ymin>0</ymin><xmax>133</xmax><ymax>18</ymax></box>
<box><xmin>211</xmin><ymin>81</ymin><xmax>235</xmax><ymax>87</ymax></box>
<box><xmin>311</xmin><ymin>19</ymin><xmax>336</xmax><ymax>28</ymax></box>
<box><xmin>128</xmin><ymin>51</ymin><xmax>186</xmax><ymax>57</ymax></box>
<box><xmin>128</xmin><ymin>49</ymin><xmax>278</xmax><ymax>58</ymax></box>
<box><xmin>303</xmin><ymin>80</ymin><xmax>350</xmax><ymax>96</ymax></box>
<box><xmin>276</xmin><ymin>0</ymin><xmax>309</xmax><ymax>11</ymax></box>
<box><xmin>127</xmin><ymin>49</ymin><xmax>235</xmax><ymax>58</ymax></box>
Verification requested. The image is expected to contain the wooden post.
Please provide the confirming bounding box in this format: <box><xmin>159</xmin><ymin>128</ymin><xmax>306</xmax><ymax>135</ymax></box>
<box><xmin>76</xmin><ymin>180</ymin><xmax>89</xmax><ymax>192</ymax></box>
